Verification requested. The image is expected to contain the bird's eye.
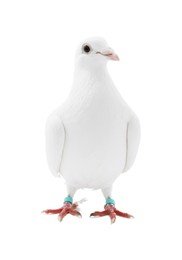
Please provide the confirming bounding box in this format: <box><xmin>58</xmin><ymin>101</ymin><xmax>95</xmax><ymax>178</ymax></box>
<box><xmin>82</xmin><ymin>44</ymin><xmax>91</xmax><ymax>54</ymax></box>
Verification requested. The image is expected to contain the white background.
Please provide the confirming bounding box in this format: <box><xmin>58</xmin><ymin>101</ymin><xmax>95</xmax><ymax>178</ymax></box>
<box><xmin>0</xmin><ymin>0</ymin><xmax>182</xmax><ymax>259</ymax></box>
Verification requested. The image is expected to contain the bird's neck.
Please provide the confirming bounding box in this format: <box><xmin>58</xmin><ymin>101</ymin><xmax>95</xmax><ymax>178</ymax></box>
<box><xmin>71</xmin><ymin>65</ymin><xmax>111</xmax><ymax>93</ymax></box>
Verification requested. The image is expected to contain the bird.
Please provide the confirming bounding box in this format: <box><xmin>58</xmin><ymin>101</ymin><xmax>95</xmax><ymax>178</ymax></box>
<box><xmin>42</xmin><ymin>37</ymin><xmax>141</xmax><ymax>223</ymax></box>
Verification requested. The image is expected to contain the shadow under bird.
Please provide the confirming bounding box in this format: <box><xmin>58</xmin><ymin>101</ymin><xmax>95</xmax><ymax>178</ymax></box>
<box><xmin>42</xmin><ymin>37</ymin><xmax>141</xmax><ymax>223</ymax></box>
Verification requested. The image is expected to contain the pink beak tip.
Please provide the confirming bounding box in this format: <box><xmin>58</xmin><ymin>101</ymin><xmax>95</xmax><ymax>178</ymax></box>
<box><xmin>112</xmin><ymin>54</ymin><xmax>120</xmax><ymax>61</ymax></box>
<box><xmin>97</xmin><ymin>51</ymin><xmax>119</xmax><ymax>61</ymax></box>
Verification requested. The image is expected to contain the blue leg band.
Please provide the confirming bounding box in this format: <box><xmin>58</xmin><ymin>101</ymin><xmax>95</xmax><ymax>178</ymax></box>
<box><xmin>64</xmin><ymin>196</ymin><xmax>73</xmax><ymax>204</ymax></box>
<box><xmin>106</xmin><ymin>198</ymin><xmax>115</xmax><ymax>205</ymax></box>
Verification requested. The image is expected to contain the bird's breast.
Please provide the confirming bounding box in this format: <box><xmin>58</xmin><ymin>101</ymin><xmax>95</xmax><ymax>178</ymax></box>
<box><xmin>59</xmin><ymin>89</ymin><xmax>130</xmax><ymax>189</ymax></box>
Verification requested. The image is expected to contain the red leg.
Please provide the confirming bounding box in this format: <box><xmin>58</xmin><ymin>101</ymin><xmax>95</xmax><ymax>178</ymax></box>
<box><xmin>42</xmin><ymin>202</ymin><xmax>81</xmax><ymax>221</ymax></box>
<box><xmin>90</xmin><ymin>203</ymin><xmax>134</xmax><ymax>224</ymax></box>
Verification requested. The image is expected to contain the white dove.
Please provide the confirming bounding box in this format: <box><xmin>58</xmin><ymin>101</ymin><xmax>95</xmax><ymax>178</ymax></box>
<box><xmin>43</xmin><ymin>37</ymin><xmax>140</xmax><ymax>223</ymax></box>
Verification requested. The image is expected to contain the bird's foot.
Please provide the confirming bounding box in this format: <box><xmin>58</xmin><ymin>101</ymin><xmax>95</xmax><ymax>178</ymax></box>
<box><xmin>42</xmin><ymin>197</ymin><xmax>81</xmax><ymax>221</ymax></box>
<box><xmin>90</xmin><ymin>199</ymin><xmax>133</xmax><ymax>224</ymax></box>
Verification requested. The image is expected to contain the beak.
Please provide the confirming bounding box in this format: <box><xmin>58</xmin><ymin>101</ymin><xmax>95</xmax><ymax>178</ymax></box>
<box><xmin>96</xmin><ymin>50</ymin><xmax>119</xmax><ymax>61</ymax></box>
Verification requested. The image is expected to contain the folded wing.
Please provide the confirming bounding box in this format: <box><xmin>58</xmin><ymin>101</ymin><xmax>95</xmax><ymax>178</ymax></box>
<box><xmin>123</xmin><ymin>115</ymin><xmax>141</xmax><ymax>173</ymax></box>
<box><xmin>45</xmin><ymin>114</ymin><xmax>65</xmax><ymax>176</ymax></box>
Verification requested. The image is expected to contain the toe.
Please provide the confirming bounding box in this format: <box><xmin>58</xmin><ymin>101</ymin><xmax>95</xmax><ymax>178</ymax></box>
<box><xmin>69</xmin><ymin>208</ymin><xmax>82</xmax><ymax>218</ymax></box>
<box><xmin>109</xmin><ymin>211</ymin><xmax>116</xmax><ymax>224</ymax></box>
<box><xmin>42</xmin><ymin>208</ymin><xmax>63</xmax><ymax>214</ymax></box>
<box><xmin>114</xmin><ymin>209</ymin><xmax>134</xmax><ymax>218</ymax></box>
<box><xmin>90</xmin><ymin>210</ymin><xmax>108</xmax><ymax>217</ymax></box>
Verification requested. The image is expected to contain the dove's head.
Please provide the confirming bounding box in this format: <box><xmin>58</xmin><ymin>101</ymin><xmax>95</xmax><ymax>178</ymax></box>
<box><xmin>75</xmin><ymin>37</ymin><xmax>119</xmax><ymax>70</ymax></box>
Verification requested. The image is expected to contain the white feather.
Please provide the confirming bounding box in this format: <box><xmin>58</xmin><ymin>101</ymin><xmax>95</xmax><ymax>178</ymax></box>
<box><xmin>46</xmin><ymin>37</ymin><xmax>141</xmax><ymax>194</ymax></box>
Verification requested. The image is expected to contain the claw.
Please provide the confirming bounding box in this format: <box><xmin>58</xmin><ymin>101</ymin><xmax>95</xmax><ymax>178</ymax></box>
<box><xmin>58</xmin><ymin>215</ymin><xmax>63</xmax><ymax>222</ymax></box>
<box><xmin>90</xmin><ymin>212</ymin><xmax>99</xmax><ymax>218</ymax></box>
<box><xmin>76</xmin><ymin>212</ymin><xmax>82</xmax><ymax>218</ymax></box>
<box><xmin>111</xmin><ymin>217</ymin><xmax>116</xmax><ymax>224</ymax></box>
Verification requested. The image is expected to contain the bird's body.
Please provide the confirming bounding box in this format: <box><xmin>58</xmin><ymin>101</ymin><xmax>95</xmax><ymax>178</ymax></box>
<box><xmin>44</xmin><ymin>37</ymin><xmax>140</xmax><ymax>223</ymax></box>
